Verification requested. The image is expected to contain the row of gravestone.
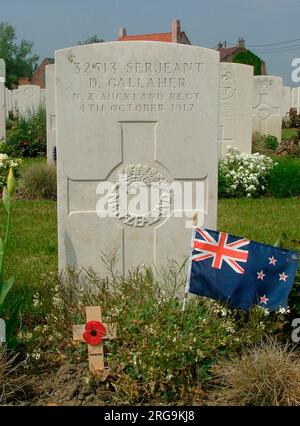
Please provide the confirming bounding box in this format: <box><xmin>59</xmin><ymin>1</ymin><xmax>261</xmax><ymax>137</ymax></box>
<box><xmin>45</xmin><ymin>61</ymin><xmax>300</xmax><ymax>166</ymax></box>
<box><xmin>5</xmin><ymin>85</ymin><xmax>46</xmax><ymax>117</ymax></box>
<box><xmin>0</xmin><ymin>44</ymin><xmax>299</xmax><ymax>279</ymax></box>
<box><xmin>0</xmin><ymin>57</ymin><xmax>46</xmax><ymax>141</ymax></box>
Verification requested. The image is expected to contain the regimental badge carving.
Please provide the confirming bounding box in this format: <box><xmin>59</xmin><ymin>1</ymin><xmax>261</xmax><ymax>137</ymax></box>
<box><xmin>107</xmin><ymin>164</ymin><xmax>171</xmax><ymax>228</ymax></box>
<box><xmin>256</xmin><ymin>103</ymin><xmax>272</xmax><ymax>120</ymax></box>
<box><xmin>220</xmin><ymin>70</ymin><xmax>237</xmax><ymax>101</ymax></box>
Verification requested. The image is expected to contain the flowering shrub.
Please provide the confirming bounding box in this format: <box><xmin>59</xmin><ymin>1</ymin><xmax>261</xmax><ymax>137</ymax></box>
<box><xmin>0</xmin><ymin>154</ymin><xmax>22</xmax><ymax>192</ymax></box>
<box><xmin>3</xmin><ymin>106</ymin><xmax>46</xmax><ymax>158</ymax></box>
<box><xmin>18</xmin><ymin>265</ymin><xmax>287</xmax><ymax>403</ymax></box>
<box><xmin>218</xmin><ymin>148</ymin><xmax>274</xmax><ymax>198</ymax></box>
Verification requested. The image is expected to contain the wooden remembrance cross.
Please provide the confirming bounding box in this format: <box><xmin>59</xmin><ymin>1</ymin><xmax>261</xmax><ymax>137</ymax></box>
<box><xmin>73</xmin><ymin>306</ymin><xmax>116</xmax><ymax>375</ymax></box>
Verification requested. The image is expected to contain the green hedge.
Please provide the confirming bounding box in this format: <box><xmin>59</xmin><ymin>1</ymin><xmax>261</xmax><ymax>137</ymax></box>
<box><xmin>267</xmin><ymin>158</ymin><xmax>300</xmax><ymax>198</ymax></box>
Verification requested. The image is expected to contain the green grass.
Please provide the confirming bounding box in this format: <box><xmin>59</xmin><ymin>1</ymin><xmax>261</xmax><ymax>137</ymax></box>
<box><xmin>282</xmin><ymin>128</ymin><xmax>298</xmax><ymax>140</ymax></box>
<box><xmin>0</xmin><ymin>200</ymin><xmax>57</xmax><ymax>294</ymax></box>
<box><xmin>218</xmin><ymin>198</ymin><xmax>300</xmax><ymax>244</ymax></box>
<box><xmin>19</xmin><ymin>157</ymin><xmax>46</xmax><ymax>175</ymax></box>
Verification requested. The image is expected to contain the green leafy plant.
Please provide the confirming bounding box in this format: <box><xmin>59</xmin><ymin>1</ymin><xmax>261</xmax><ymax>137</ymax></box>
<box><xmin>4</xmin><ymin>105</ymin><xmax>46</xmax><ymax>158</ymax></box>
<box><xmin>232</xmin><ymin>50</ymin><xmax>262</xmax><ymax>75</ymax></box>
<box><xmin>0</xmin><ymin>168</ymin><xmax>19</xmax><ymax>348</ymax></box>
<box><xmin>289</xmin><ymin>108</ymin><xmax>300</xmax><ymax>128</ymax></box>
<box><xmin>265</xmin><ymin>135</ymin><xmax>278</xmax><ymax>151</ymax></box>
<box><xmin>20</xmin><ymin>258</ymin><xmax>286</xmax><ymax>404</ymax></box>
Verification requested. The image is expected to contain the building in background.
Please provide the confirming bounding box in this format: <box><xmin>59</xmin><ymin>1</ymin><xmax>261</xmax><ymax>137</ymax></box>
<box><xmin>216</xmin><ymin>38</ymin><xmax>266</xmax><ymax>75</ymax></box>
<box><xmin>118</xmin><ymin>19</ymin><xmax>191</xmax><ymax>44</ymax></box>
<box><xmin>19</xmin><ymin>58</ymin><xmax>54</xmax><ymax>88</ymax></box>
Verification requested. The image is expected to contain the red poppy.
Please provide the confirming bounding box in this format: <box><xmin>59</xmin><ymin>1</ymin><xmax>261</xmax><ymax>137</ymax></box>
<box><xmin>83</xmin><ymin>321</ymin><xmax>106</xmax><ymax>346</ymax></box>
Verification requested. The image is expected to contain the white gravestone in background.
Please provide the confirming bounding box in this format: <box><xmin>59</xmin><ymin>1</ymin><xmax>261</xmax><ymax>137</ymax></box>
<box><xmin>17</xmin><ymin>84</ymin><xmax>41</xmax><ymax>117</ymax></box>
<box><xmin>5</xmin><ymin>88</ymin><xmax>9</xmax><ymax>118</ymax></box>
<box><xmin>41</xmin><ymin>89</ymin><xmax>46</xmax><ymax>107</ymax></box>
<box><xmin>0</xmin><ymin>59</ymin><xmax>5</xmax><ymax>83</ymax></box>
<box><xmin>55</xmin><ymin>42</ymin><xmax>219</xmax><ymax>277</ymax></box>
<box><xmin>292</xmin><ymin>87</ymin><xmax>300</xmax><ymax>113</ymax></box>
<box><xmin>252</xmin><ymin>76</ymin><xmax>283</xmax><ymax>143</ymax></box>
<box><xmin>219</xmin><ymin>63</ymin><xmax>253</xmax><ymax>158</ymax></box>
<box><xmin>0</xmin><ymin>59</ymin><xmax>5</xmax><ymax>140</ymax></box>
<box><xmin>46</xmin><ymin>64</ymin><xmax>56</xmax><ymax>164</ymax></box>
<box><xmin>6</xmin><ymin>89</ymin><xmax>12</xmax><ymax>116</ymax></box>
<box><xmin>281</xmin><ymin>86</ymin><xmax>292</xmax><ymax>117</ymax></box>
<box><xmin>0</xmin><ymin>82</ymin><xmax>5</xmax><ymax>140</ymax></box>
<box><xmin>12</xmin><ymin>89</ymin><xmax>18</xmax><ymax>116</ymax></box>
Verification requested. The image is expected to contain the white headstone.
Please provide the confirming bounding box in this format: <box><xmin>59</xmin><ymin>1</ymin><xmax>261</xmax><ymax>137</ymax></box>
<box><xmin>56</xmin><ymin>42</ymin><xmax>219</xmax><ymax>277</ymax></box>
<box><xmin>6</xmin><ymin>88</ymin><xmax>12</xmax><ymax>115</ymax></box>
<box><xmin>0</xmin><ymin>58</ymin><xmax>5</xmax><ymax>83</ymax></box>
<box><xmin>0</xmin><ymin>318</ymin><xmax>5</xmax><ymax>343</ymax></box>
<box><xmin>281</xmin><ymin>86</ymin><xmax>292</xmax><ymax>117</ymax></box>
<box><xmin>0</xmin><ymin>59</ymin><xmax>5</xmax><ymax>140</ymax></box>
<box><xmin>219</xmin><ymin>63</ymin><xmax>253</xmax><ymax>158</ymax></box>
<box><xmin>45</xmin><ymin>64</ymin><xmax>56</xmax><ymax>164</ymax></box>
<box><xmin>5</xmin><ymin>88</ymin><xmax>9</xmax><ymax>118</ymax></box>
<box><xmin>292</xmin><ymin>87</ymin><xmax>300</xmax><ymax>113</ymax></box>
<box><xmin>0</xmin><ymin>82</ymin><xmax>5</xmax><ymax>140</ymax></box>
<box><xmin>17</xmin><ymin>84</ymin><xmax>41</xmax><ymax>117</ymax></box>
<box><xmin>41</xmin><ymin>89</ymin><xmax>46</xmax><ymax>107</ymax></box>
<box><xmin>252</xmin><ymin>75</ymin><xmax>283</xmax><ymax>143</ymax></box>
<box><xmin>12</xmin><ymin>89</ymin><xmax>19</xmax><ymax>116</ymax></box>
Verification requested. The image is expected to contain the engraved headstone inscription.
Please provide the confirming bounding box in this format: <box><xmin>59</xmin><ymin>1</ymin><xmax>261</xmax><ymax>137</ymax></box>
<box><xmin>55</xmin><ymin>42</ymin><xmax>219</xmax><ymax>277</ymax></box>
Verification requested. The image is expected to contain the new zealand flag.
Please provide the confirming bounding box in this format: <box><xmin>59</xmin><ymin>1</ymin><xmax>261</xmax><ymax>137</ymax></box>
<box><xmin>187</xmin><ymin>228</ymin><xmax>299</xmax><ymax>311</ymax></box>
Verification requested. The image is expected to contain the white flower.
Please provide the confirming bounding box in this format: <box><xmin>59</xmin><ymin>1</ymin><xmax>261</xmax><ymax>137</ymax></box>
<box><xmin>31</xmin><ymin>349</ymin><xmax>42</xmax><ymax>360</ymax></box>
<box><xmin>277</xmin><ymin>306</ymin><xmax>290</xmax><ymax>314</ymax></box>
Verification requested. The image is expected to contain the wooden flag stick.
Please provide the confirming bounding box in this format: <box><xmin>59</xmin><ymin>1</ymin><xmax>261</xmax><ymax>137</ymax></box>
<box><xmin>192</xmin><ymin>212</ymin><xmax>198</xmax><ymax>227</ymax></box>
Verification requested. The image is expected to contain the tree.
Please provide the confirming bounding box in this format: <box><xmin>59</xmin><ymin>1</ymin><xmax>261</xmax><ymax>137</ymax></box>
<box><xmin>232</xmin><ymin>50</ymin><xmax>263</xmax><ymax>76</ymax></box>
<box><xmin>0</xmin><ymin>22</ymin><xmax>39</xmax><ymax>88</ymax></box>
<box><xmin>78</xmin><ymin>35</ymin><xmax>104</xmax><ymax>45</ymax></box>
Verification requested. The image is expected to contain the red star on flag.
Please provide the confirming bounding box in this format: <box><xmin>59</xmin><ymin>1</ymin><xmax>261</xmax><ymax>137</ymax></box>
<box><xmin>268</xmin><ymin>256</ymin><xmax>277</xmax><ymax>266</ymax></box>
<box><xmin>257</xmin><ymin>270</ymin><xmax>266</xmax><ymax>280</ymax></box>
<box><xmin>279</xmin><ymin>272</ymin><xmax>288</xmax><ymax>282</ymax></box>
<box><xmin>260</xmin><ymin>295</ymin><xmax>269</xmax><ymax>305</ymax></box>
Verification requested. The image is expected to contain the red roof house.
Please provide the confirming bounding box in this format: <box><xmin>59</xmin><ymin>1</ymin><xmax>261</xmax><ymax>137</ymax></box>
<box><xmin>118</xmin><ymin>19</ymin><xmax>191</xmax><ymax>45</ymax></box>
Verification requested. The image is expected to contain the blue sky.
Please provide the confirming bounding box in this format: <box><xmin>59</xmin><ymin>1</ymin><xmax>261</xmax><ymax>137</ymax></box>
<box><xmin>1</xmin><ymin>0</ymin><xmax>300</xmax><ymax>86</ymax></box>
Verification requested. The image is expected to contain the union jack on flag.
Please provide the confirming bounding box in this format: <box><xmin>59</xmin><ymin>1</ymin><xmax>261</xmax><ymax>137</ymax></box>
<box><xmin>192</xmin><ymin>228</ymin><xmax>250</xmax><ymax>274</ymax></box>
<box><xmin>187</xmin><ymin>228</ymin><xmax>299</xmax><ymax>311</ymax></box>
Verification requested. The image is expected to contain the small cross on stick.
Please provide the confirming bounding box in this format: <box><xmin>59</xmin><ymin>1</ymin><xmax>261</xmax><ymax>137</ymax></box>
<box><xmin>72</xmin><ymin>306</ymin><xmax>116</xmax><ymax>375</ymax></box>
